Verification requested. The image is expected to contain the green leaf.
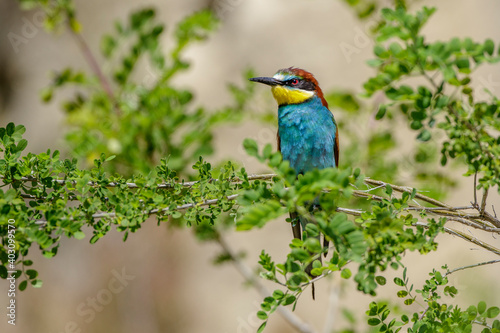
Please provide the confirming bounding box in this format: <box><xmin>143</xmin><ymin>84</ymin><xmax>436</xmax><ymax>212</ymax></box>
<box><xmin>374</xmin><ymin>45</ymin><xmax>386</xmax><ymax>57</ymax></box>
<box><xmin>305</xmin><ymin>223</ymin><xmax>319</xmax><ymax>238</ymax></box>
<box><xmin>262</xmin><ymin>144</ymin><xmax>273</xmax><ymax>159</ymax></box>
<box><xmin>16</xmin><ymin>139</ymin><xmax>28</xmax><ymax>152</ymax></box>
<box><xmin>257</xmin><ymin>322</ymin><xmax>267</xmax><ymax>333</ymax></box>
<box><xmin>389</xmin><ymin>42</ymin><xmax>403</xmax><ymax>55</ymax></box>
<box><xmin>19</xmin><ymin>280</ymin><xmax>28</xmax><ymax>291</ymax></box>
<box><xmin>484</xmin><ymin>39</ymin><xmax>495</xmax><ymax>56</ymax></box>
<box><xmin>385</xmin><ymin>184</ymin><xmax>393</xmax><ymax>196</ymax></box>
<box><xmin>455</xmin><ymin>57</ymin><xmax>470</xmax><ymax>71</ymax></box>
<box><xmin>290</xmin><ymin>248</ymin><xmax>309</xmax><ymax>261</ymax></box>
<box><xmin>243</xmin><ymin>138</ymin><xmax>259</xmax><ymax>157</ymax></box>
<box><xmin>90</xmin><ymin>234</ymin><xmax>100</xmax><ymax>244</ymax></box>
<box><xmin>417</xmin><ymin>129</ymin><xmax>431</xmax><ymax>142</ymax></box>
<box><xmin>341</xmin><ymin>268</ymin><xmax>352</xmax><ymax>279</ymax></box>
<box><xmin>43</xmin><ymin>251</ymin><xmax>56</xmax><ymax>259</ymax></box>
<box><xmin>236</xmin><ymin>200</ymin><xmax>286</xmax><ymax>231</ymax></box>
<box><xmin>304</xmin><ymin>238</ymin><xmax>322</xmax><ymax>253</ymax></box>
<box><xmin>375</xmin><ymin>276</ymin><xmax>387</xmax><ymax>285</ymax></box>
<box><xmin>478</xmin><ymin>301</ymin><xmax>487</xmax><ymax>314</ymax></box>
<box><xmin>261</xmin><ymin>300</ymin><xmax>272</xmax><ymax>311</ymax></box>
<box><xmin>282</xmin><ymin>295</ymin><xmax>296</xmax><ymax>306</ymax></box>
<box><xmin>376</xmin><ymin>105</ymin><xmax>387</xmax><ymax>120</ymax></box>
<box><xmin>74</xmin><ymin>231</ymin><xmax>86</xmax><ymax>240</ymax></box>
<box><xmin>486</xmin><ymin>307</ymin><xmax>500</xmax><ymax>319</ymax></box>
<box><xmin>256</xmin><ymin>311</ymin><xmax>268</xmax><ymax>320</ymax></box>
<box><xmin>31</xmin><ymin>279</ymin><xmax>43</xmax><ymax>288</ymax></box>
<box><xmin>23</xmin><ymin>260</ymin><xmax>33</xmax><ymax>266</ymax></box>
<box><xmin>272</xmin><ymin>289</ymin><xmax>284</xmax><ymax>299</ymax></box>
<box><xmin>381</xmin><ymin>309</ymin><xmax>390</xmax><ymax>321</ymax></box>
<box><xmin>367</xmin><ymin>59</ymin><xmax>384</xmax><ymax>67</ymax></box>
<box><xmin>368</xmin><ymin>318</ymin><xmax>381</xmax><ymax>326</ymax></box>
<box><xmin>1</xmin><ymin>265</ymin><xmax>10</xmax><ymax>279</ymax></box>
<box><xmin>101</xmin><ymin>35</ymin><xmax>117</xmax><ymax>58</ymax></box>
<box><xmin>404</xmin><ymin>299</ymin><xmax>414</xmax><ymax>305</ymax></box>
<box><xmin>6</xmin><ymin>122</ymin><xmax>15</xmax><ymax>136</ymax></box>
<box><xmin>394</xmin><ymin>277</ymin><xmax>405</xmax><ymax>287</ymax></box>
<box><xmin>26</xmin><ymin>269</ymin><xmax>38</xmax><ymax>279</ymax></box>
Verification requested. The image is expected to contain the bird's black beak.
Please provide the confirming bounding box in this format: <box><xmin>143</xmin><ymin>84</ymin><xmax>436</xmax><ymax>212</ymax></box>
<box><xmin>249</xmin><ymin>77</ymin><xmax>282</xmax><ymax>86</ymax></box>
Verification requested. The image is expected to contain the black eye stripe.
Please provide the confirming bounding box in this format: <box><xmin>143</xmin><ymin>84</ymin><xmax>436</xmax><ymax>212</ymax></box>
<box><xmin>284</xmin><ymin>79</ymin><xmax>315</xmax><ymax>91</ymax></box>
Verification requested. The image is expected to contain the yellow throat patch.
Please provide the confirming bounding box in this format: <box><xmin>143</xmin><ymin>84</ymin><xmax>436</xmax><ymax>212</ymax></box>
<box><xmin>271</xmin><ymin>86</ymin><xmax>315</xmax><ymax>106</ymax></box>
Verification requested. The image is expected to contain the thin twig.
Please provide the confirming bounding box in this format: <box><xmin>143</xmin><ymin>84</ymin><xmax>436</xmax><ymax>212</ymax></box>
<box><xmin>336</xmin><ymin>207</ymin><xmax>363</xmax><ymax>216</ymax></box>
<box><xmin>419</xmin><ymin>307</ymin><xmax>430</xmax><ymax>320</ymax></box>
<box><xmin>7</xmin><ymin>174</ymin><xmax>277</xmax><ymax>190</ymax></box>
<box><xmin>364</xmin><ymin>179</ymin><xmax>452</xmax><ymax>209</ymax></box>
<box><xmin>216</xmin><ymin>233</ymin><xmax>317</xmax><ymax>333</ymax></box>
<box><xmin>352</xmin><ymin>190</ymin><xmax>386</xmax><ymax>203</ymax></box>
<box><xmin>446</xmin><ymin>217</ymin><xmax>500</xmax><ymax>233</ymax></box>
<box><xmin>69</xmin><ymin>28</ymin><xmax>119</xmax><ymax>113</ymax></box>
<box><xmin>444</xmin><ymin>259</ymin><xmax>500</xmax><ymax>277</ymax></box>
<box><xmin>414</xmin><ymin>222</ymin><xmax>500</xmax><ymax>256</ymax></box>
<box><xmin>35</xmin><ymin>194</ymin><xmax>241</xmax><ymax>225</ymax></box>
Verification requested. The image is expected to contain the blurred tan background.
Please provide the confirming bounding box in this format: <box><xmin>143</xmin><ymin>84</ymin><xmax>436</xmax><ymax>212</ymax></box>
<box><xmin>1</xmin><ymin>0</ymin><xmax>500</xmax><ymax>332</ymax></box>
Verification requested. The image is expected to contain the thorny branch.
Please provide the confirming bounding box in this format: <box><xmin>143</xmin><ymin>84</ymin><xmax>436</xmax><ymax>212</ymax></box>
<box><xmin>7</xmin><ymin>173</ymin><xmax>500</xmax><ymax>254</ymax></box>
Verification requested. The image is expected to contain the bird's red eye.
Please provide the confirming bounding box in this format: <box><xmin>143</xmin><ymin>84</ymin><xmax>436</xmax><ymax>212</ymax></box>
<box><xmin>291</xmin><ymin>79</ymin><xmax>299</xmax><ymax>85</ymax></box>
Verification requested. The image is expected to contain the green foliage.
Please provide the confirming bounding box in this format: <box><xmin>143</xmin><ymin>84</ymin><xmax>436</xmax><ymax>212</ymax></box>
<box><xmin>0</xmin><ymin>122</ymin><xmax>248</xmax><ymax>284</ymax></box>
<box><xmin>18</xmin><ymin>0</ymin><xmax>80</xmax><ymax>32</ymax></box>
<box><xmin>365</xmin><ymin>5</ymin><xmax>500</xmax><ymax>190</ymax></box>
<box><xmin>41</xmin><ymin>7</ymin><xmax>255</xmax><ymax>176</ymax></box>
<box><xmin>366</xmin><ymin>266</ymin><xmax>500</xmax><ymax>332</ymax></box>
<box><xmin>341</xmin><ymin>0</ymin><xmax>414</xmax><ymax>20</ymax></box>
<box><xmin>326</xmin><ymin>84</ymin><xmax>457</xmax><ymax>204</ymax></box>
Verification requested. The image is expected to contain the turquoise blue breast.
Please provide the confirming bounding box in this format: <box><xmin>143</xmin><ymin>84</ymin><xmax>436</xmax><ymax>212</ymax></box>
<box><xmin>278</xmin><ymin>96</ymin><xmax>337</xmax><ymax>174</ymax></box>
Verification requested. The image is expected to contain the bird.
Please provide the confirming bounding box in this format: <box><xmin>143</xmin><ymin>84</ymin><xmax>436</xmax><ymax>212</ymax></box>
<box><xmin>249</xmin><ymin>67</ymin><xmax>339</xmax><ymax>296</ymax></box>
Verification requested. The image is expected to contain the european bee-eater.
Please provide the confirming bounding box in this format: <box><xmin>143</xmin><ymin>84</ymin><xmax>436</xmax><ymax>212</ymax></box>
<box><xmin>250</xmin><ymin>67</ymin><xmax>339</xmax><ymax>290</ymax></box>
